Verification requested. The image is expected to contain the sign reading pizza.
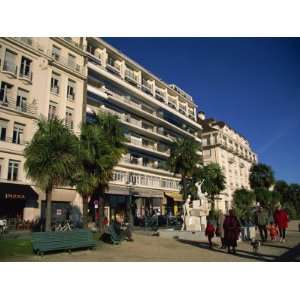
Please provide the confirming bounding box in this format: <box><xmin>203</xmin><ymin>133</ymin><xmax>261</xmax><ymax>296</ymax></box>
<box><xmin>5</xmin><ymin>193</ymin><xmax>25</xmax><ymax>200</ymax></box>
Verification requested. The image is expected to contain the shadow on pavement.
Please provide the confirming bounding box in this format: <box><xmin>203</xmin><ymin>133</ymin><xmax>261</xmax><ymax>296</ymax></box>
<box><xmin>176</xmin><ymin>239</ymin><xmax>273</xmax><ymax>262</ymax></box>
<box><xmin>274</xmin><ymin>243</ymin><xmax>300</xmax><ymax>262</ymax></box>
<box><xmin>261</xmin><ymin>243</ymin><xmax>291</xmax><ymax>250</ymax></box>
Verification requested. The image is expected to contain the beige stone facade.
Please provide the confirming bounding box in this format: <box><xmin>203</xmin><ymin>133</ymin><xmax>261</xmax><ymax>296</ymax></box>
<box><xmin>0</xmin><ymin>37</ymin><xmax>86</xmax><ymax>220</ymax></box>
<box><xmin>199</xmin><ymin>116</ymin><xmax>257</xmax><ymax>213</ymax></box>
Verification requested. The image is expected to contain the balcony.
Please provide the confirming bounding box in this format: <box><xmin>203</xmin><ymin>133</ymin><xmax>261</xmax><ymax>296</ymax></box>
<box><xmin>50</xmin><ymin>86</ymin><xmax>60</xmax><ymax>95</ymax></box>
<box><xmin>228</xmin><ymin>157</ymin><xmax>235</xmax><ymax>164</ymax></box>
<box><xmin>155</xmin><ymin>88</ymin><xmax>166</xmax><ymax>102</ymax></box>
<box><xmin>111</xmin><ymin>170</ymin><xmax>180</xmax><ymax>190</ymax></box>
<box><xmin>0</xmin><ymin>136</ymin><xmax>26</xmax><ymax>146</ymax></box>
<box><xmin>2</xmin><ymin>61</ymin><xmax>18</xmax><ymax>77</ymax></box>
<box><xmin>141</xmin><ymin>79</ymin><xmax>153</xmax><ymax>95</ymax></box>
<box><xmin>106</xmin><ymin>59</ymin><xmax>121</xmax><ymax>76</ymax></box>
<box><xmin>125</xmin><ymin>69</ymin><xmax>139</xmax><ymax>86</ymax></box>
<box><xmin>13</xmin><ymin>37</ymin><xmax>45</xmax><ymax>53</ymax></box>
<box><xmin>50</xmin><ymin>52</ymin><xmax>84</xmax><ymax>75</ymax></box>
<box><xmin>0</xmin><ymin>94</ymin><xmax>37</xmax><ymax>116</ymax></box>
<box><xmin>63</xmin><ymin>38</ymin><xmax>85</xmax><ymax>51</ymax></box>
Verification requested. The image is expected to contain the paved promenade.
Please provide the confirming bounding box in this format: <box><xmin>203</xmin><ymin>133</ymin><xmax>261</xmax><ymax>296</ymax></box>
<box><xmin>6</xmin><ymin>220</ymin><xmax>299</xmax><ymax>262</ymax></box>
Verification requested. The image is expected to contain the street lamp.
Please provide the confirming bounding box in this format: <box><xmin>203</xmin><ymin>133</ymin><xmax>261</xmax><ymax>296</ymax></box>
<box><xmin>126</xmin><ymin>173</ymin><xmax>134</xmax><ymax>230</ymax></box>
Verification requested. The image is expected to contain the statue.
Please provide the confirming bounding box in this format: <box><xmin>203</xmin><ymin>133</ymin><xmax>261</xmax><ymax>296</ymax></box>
<box><xmin>181</xmin><ymin>194</ymin><xmax>192</xmax><ymax>231</ymax></box>
<box><xmin>195</xmin><ymin>179</ymin><xmax>206</xmax><ymax>206</ymax></box>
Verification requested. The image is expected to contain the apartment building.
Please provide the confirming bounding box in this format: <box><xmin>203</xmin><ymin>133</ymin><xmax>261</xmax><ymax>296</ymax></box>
<box><xmin>0</xmin><ymin>37</ymin><xmax>86</xmax><ymax>221</ymax></box>
<box><xmin>84</xmin><ymin>37</ymin><xmax>203</xmax><ymax>217</ymax></box>
<box><xmin>198</xmin><ymin>113</ymin><xmax>257</xmax><ymax>213</ymax></box>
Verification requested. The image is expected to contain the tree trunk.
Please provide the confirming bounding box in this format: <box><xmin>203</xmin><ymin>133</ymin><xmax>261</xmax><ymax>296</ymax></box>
<box><xmin>45</xmin><ymin>188</ymin><xmax>53</xmax><ymax>232</ymax></box>
<box><xmin>211</xmin><ymin>194</ymin><xmax>215</xmax><ymax>211</ymax></box>
<box><xmin>98</xmin><ymin>199</ymin><xmax>105</xmax><ymax>233</ymax></box>
<box><xmin>126</xmin><ymin>194</ymin><xmax>134</xmax><ymax>230</ymax></box>
<box><xmin>97</xmin><ymin>187</ymin><xmax>105</xmax><ymax>234</ymax></box>
<box><xmin>82</xmin><ymin>195</ymin><xmax>89</xmax><ymax>229</ymax></box>
<box><xmin>182</xmin><ymin>175</ymin><xmax>187</xmax><ymax>200</ymax></box>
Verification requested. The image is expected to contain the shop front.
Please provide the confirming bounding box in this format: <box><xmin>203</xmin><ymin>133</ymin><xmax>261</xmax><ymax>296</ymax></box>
<box><xmin>164</xmin><ymin>191</ymin><xmax>183</xmax><ymax>216</ymax></box>
<box><xmin>0</xmin><ymin>182</ymin><xmax>38</xmax><ymax>220</ymax></box>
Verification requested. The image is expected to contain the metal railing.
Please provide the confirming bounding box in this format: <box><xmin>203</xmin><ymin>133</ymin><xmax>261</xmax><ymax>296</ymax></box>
<box><xmin>50</xmin><ymin>51</ymin><xmax>84</xmax><ymax>75</ymax></box>
<box><xmin>0</xmin><ymin>136</ymin><xmax>26</xmax><ymax>146</ymax></box>
<box><xmin>63</xmin><ymin>38</ymin><xmax>85</xmax><ymax>50</ymax></box>
<box><xmin>111</xmin><ymin>170</ymin><xmax>180</xmax><ymax>190</ymax></box>
<box><xmin>0</xmin><ymin>95</ymin><xmax>37</xmax><ymax>115</ymax></box>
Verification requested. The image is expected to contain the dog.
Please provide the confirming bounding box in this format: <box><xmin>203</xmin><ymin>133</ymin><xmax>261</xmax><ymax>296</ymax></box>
<box><xmin>250</xmin><ymin>239</ymin><xmax>261</xmax><ymax>254</ymax></box>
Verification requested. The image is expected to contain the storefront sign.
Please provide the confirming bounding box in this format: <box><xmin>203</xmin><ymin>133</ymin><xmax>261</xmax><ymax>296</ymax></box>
<box><xmin>5</xmin><ymin>193</ymin><xmax>25</xmax><ymax>200</ymax></box>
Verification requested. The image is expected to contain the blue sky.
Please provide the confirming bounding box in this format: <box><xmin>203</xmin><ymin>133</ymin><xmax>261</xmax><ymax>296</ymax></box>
<box><xmin>104</xmin><ymin>38</ymin><xmax>300</xmax><ymax>184</ymax></box>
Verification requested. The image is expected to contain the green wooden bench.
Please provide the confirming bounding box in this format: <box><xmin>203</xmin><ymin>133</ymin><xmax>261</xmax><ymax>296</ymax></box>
<box><xmin>32</xmin><ymin>229</ymin><xmax>96</xmax><ymax>255</ymax></box>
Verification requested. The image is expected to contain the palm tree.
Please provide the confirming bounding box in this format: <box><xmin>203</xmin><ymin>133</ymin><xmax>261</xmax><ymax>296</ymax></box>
<box><xmin>167</xmin><ymin>137</ymin><xmax>201</xmax><ymax>200</ymax></box>
<box><xmin>249</xmin><ymin>163</ymin><xmax>275</xmax><ymax>189</ymax></box>
<box><xmin>24</xmin><ymin>117</ymin><xmax>79</xmax><ymax>231</ymax></box>
<box><xmin>78</xmin><ymin>112</ymin><xmax>127</xmax><ymax>232</ymax></box>
<box><xmin>197</xmin><ymin>163</ymin><xmax>226</xmax><ymax>210</ymax></box>
<box><xmin>233</xmin><ymin>188</ymin><xmax>256</xmax><ymax>225</ymax></box>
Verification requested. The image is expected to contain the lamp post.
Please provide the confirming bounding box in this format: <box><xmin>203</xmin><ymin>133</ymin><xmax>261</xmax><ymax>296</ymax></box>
<box><xmin>126</xmin><ymin>173</ymin><xmax>134</xmax><ymax>230</ymax></box>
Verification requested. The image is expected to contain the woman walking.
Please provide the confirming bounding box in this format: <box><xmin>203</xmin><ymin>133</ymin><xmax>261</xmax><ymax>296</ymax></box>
<box><xmin>223</xmin><ymin>209</ymin><xmax>241</xmax><ymax>254</ymax></box>
<box><xmin>274</xmin><ymin>206</ymin><xmax>289</xmax><ymax>243</ymax></box>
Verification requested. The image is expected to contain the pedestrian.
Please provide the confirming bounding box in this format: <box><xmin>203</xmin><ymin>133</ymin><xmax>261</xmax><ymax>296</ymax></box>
<box><xmin>205</xmin><ymin>221</ymin><xmax>215</xmax><ymax>249</ymax></box>
<box><xmin>274</xmin><ymin>205</ymin><xmax>289</xmax><ymax>243</ymax></box>
<box><xmin>267</xmin><ymin>221</ymin><xmax>278</xmax><ymax>241</ymax></box>
<box><xmin>223</xmin><ymin>209</ymin><xmax>241</xmax><ymax>254</ymax></box>
<box><xmin>217</xmin><ymin>210</ymin><xmax>226</xmax><ymax>249</ymax></box>
<box><xmin>255</xmin><ymin>206</ymin><xmax>269</xmax><ymax>242</ymax></box>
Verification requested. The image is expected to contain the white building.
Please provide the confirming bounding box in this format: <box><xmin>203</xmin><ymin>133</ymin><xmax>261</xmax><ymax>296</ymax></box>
<box><xmin>198</xmin><ymin>113</ymin><xmax>257</xmax><ymax>213</ymax></box>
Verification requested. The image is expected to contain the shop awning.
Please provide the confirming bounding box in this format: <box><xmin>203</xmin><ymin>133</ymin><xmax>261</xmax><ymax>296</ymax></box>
<box><xmin>132</xmin><ymin>188</ymin><xmax>164</xmax><ymax>198</ymax></box>
<box><xmin>164</xmin><ymin>191</ymin><xmax>183</xmax><ymax>202</ymax></box>
<box><xmin>0</xmin><ymin>182</ymin><xmax>38</xmax><ymax>201</ymax></box>
<box><xmin>107</xmin><ymin>185</ymin><xmax>130</xmax><ymax>196</ymax></box>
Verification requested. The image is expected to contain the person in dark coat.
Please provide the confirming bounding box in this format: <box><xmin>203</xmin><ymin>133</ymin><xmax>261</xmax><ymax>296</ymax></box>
<box><xmin>223</xmin><ymin>209</ymin><xmax>241</xmax><ymax>254</ymax></box>
<box><xmin>274</xmin><ymin>206</ymin><xmax>289</xmax><ymax>243</ymax></box>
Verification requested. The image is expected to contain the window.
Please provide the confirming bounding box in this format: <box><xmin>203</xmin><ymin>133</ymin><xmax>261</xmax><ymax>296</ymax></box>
<box><xmin>0</xmin><ymin>81</ymin><xmax>13</xmax><ymax>104</ymax></box>
<box><xmin>8</xmin><ymin>160</ymin><xmax>20</xmax><ymax>181</ymax></box>
<box><xmin>12</xmin><ymin>123</ymin><xmax>24</xmax><ymax>144</ymax></box>
<box><xmin>67</xmin><ymin>79</ymin><xmax>76</xmax><ymax>100</ymax></box>
<box><xmin>19</xmin><ymin>56</ymin><xmax>32</xmax><ymax>80</ymax></box>
<box><xmin>3</xmin><ymin>49</ymin><xmax>17</xmax><ymax>75</ymax></box>
<box><xmin>65</xmin><ymin>107</ymin><xmax>74</xmax><ymax>129</ymax></box>
<box><xmin>48</xmin><ymin>102</ymin><xmax>57</xmax><ymax>120</ymax></box>
<box><xmin>0</xmin><ymin>119</ymin><xmax>8</xmax><ymax>141</ymax></box>
<box><xmin>16</xmin><ymin>89</ymin><xmax>28</xmax><ymax>112</ymax></box>
<box><xmin>50</xmin><ymin>72</ymin><xmax>60</xmax><ymax>94</ymax></box>
<box><xmin>68</xmin><ymin>54</ymin><xmax>76</xmax><ymax>68</ymax></box>
<box><xmin>51</xmin><ymin>45</ymin><xmax>61</xmax><ymax>61</ymax></box>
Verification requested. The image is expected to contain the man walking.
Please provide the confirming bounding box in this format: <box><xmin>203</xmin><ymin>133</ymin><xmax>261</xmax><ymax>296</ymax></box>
<box><xmin>256</xmin><ymin>206</ymin><xmax>269</xmax><ymax>242</ymax></box>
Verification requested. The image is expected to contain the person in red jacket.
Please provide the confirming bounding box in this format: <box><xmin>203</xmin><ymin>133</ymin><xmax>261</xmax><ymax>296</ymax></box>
<box><xmin>205</xmin><ymin>221</ymin><xmax>215</xmax><ymax>249</ymax></box>
<box><xmin>273</xmin><ymin>206</ymin><xmax>289</xmax><ymax>243</ymax></box>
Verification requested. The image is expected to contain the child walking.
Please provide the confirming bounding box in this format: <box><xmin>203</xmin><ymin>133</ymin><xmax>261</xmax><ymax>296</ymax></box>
<box><xmin>205</xmin><ymin>221</ymin><xmax>215</xmax><ymax>249</ymax></box>
<box><xmin>267</xmin><ymin>222</ymin><xmax>278</xmax><ymax>241</ymax></box>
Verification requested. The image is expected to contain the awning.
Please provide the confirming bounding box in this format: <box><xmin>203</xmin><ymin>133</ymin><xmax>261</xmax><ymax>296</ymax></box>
<box><xmin>0</xmin><ymin>182</ymin><xmax>38</xmax><ymax>202</ymax></box>
<box><xmin>107</xmin><ymin>185</ymin><xmax>130</xmax><ymax>196</ymax></box>
<box><xmin>164</xmin><ymin>191</ymin><xmax>183</xmax><ymax>202</ymax></box>
<box><xmin>132</xmin><ymin>188</ymin><xmax>164</xmax><ymax>198</ymax></box>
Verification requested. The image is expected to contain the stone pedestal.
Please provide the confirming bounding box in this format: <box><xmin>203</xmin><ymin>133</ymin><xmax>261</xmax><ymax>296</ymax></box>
<box><xmin>185</xmin><ymin>216</ymin><xmax>201</xmax><ymax>231</ymax></box>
